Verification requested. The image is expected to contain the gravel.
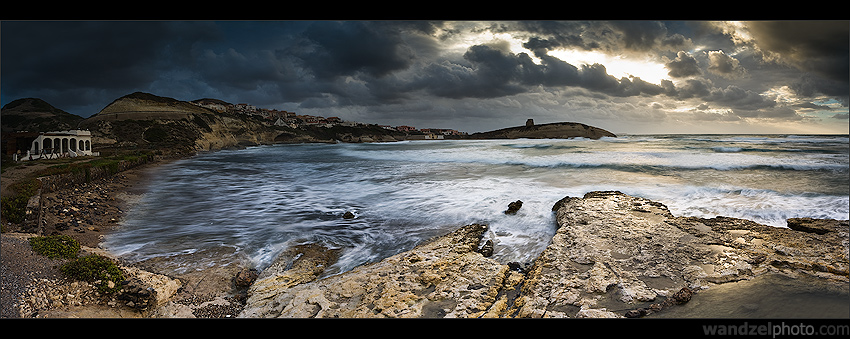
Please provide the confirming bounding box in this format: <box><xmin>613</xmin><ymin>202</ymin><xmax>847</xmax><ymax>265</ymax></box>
<box><xmin>0</xmin><ymin>234</ymin><xmax>66</xmax><ymax>318</ymax></box>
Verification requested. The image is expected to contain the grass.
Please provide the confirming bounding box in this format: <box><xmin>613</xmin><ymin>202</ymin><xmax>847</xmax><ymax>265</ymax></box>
<box><xmin>1</xmin><ymin>150</ymin><xmax>154</xmax><ymax>226</ymax></box>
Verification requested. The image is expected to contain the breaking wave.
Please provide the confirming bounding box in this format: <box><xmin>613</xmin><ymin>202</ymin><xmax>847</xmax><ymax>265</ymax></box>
<box><xmin>104</xmin><ymin>134</ymin><xmax>849</xmax><ymax>276</ymax></box>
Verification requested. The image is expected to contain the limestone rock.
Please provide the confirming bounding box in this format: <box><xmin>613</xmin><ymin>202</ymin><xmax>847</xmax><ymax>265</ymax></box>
<box><xmin>240</xmin><ymin>224</ymin><xmax>510</xmax><ymax>318</ymax></box>
<box><xmin>510</xmin><ymin>191</ymin><xmax>848</xmax><ymax>318</ymax></box>
<box><xmin>237</xmin><ymin>191</ymin><xmax>847</xmax><ymax>318</ymax></box>
<box><xmin>786</xmin><ymin>217</ymin><xmax>845</xmax><ymax>235</ymax></box>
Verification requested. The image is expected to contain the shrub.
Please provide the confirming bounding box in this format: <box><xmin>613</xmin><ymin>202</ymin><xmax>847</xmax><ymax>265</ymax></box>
<box><xmin>1</xmin><ymin>178</ymin><xmax>42</xmax><ymax>224</ymax></box>
<box><xmin>60</xmin><ymin>255</ymin><xmax>125</xmax><ymax>294</ymax></box>
<box><xmin>29</xmin><ymin>235</ymin><xmax>80</xmax><ymax>259</ymax></box>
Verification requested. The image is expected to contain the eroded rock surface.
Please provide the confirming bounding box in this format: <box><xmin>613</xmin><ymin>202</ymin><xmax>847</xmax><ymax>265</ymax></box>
<box><xmin>512</xmin><ymin>191</ymin><xmax>848</xmax><ymax>318</ymax></box>
<box><xmin>239</xmin><ymin>191</ymin><xmax>848</xmax><ymax>318</ymax></box>
<box><xmin>239</xmin><ymin>224</ymin><xmax>510</xmax><ymax>318</ymax></box>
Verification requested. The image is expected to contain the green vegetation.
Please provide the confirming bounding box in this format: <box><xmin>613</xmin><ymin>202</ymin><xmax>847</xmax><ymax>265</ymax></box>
<box><xmin>60</xmin><ymin>255</ymin><xmax>125</xmax><ymax>294</ymax></box>
<box><xmin>0</xmin><ymin>177</ymin><xmax>42</xmax><ymax>224</ymax></box>
<box><xmin>28</xmin><ymin>234</ymin><xmax>80</xmax><ymax>259</ymax></box>
<box><xmin>28</xmin><ymin>234</ymin><xmax>125</xmax><ymax>294</ymax></box>
<box><xmin>1</xmin><ymin>151</ymin><xmax>154</xmax><ymax>226</ymax></box>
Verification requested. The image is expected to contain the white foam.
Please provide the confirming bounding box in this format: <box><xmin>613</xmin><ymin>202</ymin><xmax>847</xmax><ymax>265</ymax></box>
<box><xmin>105</xmin><ymin>136</ymin><xmax>848</xmax><ymax>273</ymax></box>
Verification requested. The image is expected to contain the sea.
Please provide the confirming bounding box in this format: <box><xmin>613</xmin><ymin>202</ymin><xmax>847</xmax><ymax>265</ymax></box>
<box><xmin>102</xmin><ymin>134</ymin><xmax>849</xmax><ymax>278</ymax></box>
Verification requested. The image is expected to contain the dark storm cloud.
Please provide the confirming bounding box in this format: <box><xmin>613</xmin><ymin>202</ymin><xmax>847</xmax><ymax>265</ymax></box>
<box><xmin>516</xmin><ymin>21</ymin><xmax>689</xmax><ymax>55</ymax></box>
<box><xmin>746</xmin><ymin>21</ymin><xmax>849</xmax><ymax>98</ymax></box>
<box><xmin>666</xmin><ymin>51</ymin><xmax>702</xmax><ymax>78</ymax></box>
<box><xmin>408</xmin><ymin>43</ymin><xmax>672</xmax><ymax>101</ymax></box>
<box><xmin>295</xmin><ymin>21</ymin><xmax>416</xmax><ymax>80</ymax></box>
<box><xmin>2</xmin><ymin>20</ymin><xmax>847</xmax><ymax>133</ymax></box>
<box><xmin>1</xmin><ymin>21</ymin><xmax>221</xmax><ymax>114</ymax></box>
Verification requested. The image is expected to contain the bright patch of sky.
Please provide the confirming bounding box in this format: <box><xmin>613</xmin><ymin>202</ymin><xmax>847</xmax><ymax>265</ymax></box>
<box><xmin>548</xmin><ymin>49</ymin><xmax>670</xmax><ymax>85</ymax></box>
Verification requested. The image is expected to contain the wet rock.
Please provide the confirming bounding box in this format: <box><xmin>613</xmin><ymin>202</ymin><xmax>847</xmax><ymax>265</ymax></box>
<box><xmin>509</xmin><ymin>191</ymin><xmax>848</xmax><ymax>318</ymax></box>
<box><xmin>507</xmin><ymin>261</ymin><xmax>531</xmax><ymax>273</ymax></box>
<box><xmin>478</xmin><ymin>239</ymin><xmax>494</xmax><ymax>257</ymax></box>
<box><xmin>233</xmin><ymin>268</ymin><xmax>259</xmax><ymax>289</ymax></box>
<box><xmin>240</xmin><ymin>224</ymin><xmax>508</xmax><ymax>318</ymax></box>
<box><xmin>342</xmin><ymin>211</ymin><xmax>355</xmax><ymax>219</ymax></box>
<box><xmin>504</xmin><ymin>200</ymin><xmax>523</xmax><ymax>215</ymax></box>
<box><xmin>786</xmin><ymin>217</ymin><xmax>844</xmax><ymax>235</ymax></box>
<box><xmin>237</xmin><ymin>191</ymin><xmax>847</xmax><ymax>318</ymax></box>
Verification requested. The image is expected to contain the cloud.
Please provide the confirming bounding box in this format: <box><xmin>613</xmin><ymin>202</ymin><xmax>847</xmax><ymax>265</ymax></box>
<box><xmin>666</xmin><ymin>51</ymin><xmax>702</xmax><ymax>78</ymax></box>
<box><xmin>723</xmin><ymin>21</ymin><xmax>849</xmax><ymax>99</ymax></box>
<box><xmin>2</xmin><ymin>20</ymin><xmax>846</xmax><ymax>134</ymax></box>
<box><xmin>1</xmin><ymin>21</ymin><xmax>221</xmax><ymax>114</ymax></box>
<box><xmin>296</xmin><ymin>21</ymin><xmax>417</xmax><ymax>80</ymax></box>
<box><xmin>707</xmin><ymin>50</ymin><xmax>746</xmax><ymax>78</ymax></box>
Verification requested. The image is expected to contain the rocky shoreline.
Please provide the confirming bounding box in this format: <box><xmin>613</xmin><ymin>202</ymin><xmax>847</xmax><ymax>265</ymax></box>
<box><xmin>237</xmin><ymin>191</ymin><xmax>848</xmax><ymax>318</ymax></box>
<box><xmin>2</xmin><ymin>157</ymin><xmax>848</xmax><ymax>318</ymax></box>
<box><xmin>1</xmin><ymin>156</ymin><xmax>253</xmax><ymax>318</ymax></box>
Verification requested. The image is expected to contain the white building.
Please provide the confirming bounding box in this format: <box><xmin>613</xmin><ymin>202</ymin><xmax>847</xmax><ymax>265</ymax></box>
<box><xmin>16</xmin><ymin>130</ymin><xmax>98</xmax><ymax>161</ymax></box>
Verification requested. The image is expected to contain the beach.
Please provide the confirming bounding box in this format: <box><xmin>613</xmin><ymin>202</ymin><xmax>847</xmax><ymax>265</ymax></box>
<box><xmin>1</xmin><ymin>156</ymin><xmax>249</xmax><ymax>318</ymax></box>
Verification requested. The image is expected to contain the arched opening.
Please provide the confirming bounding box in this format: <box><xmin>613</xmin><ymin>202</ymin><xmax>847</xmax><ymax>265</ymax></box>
<box><xmin>85</xmin><ymin>140</ymin><xmax>91</xmax><ymax>151</ymax></box>
<box><xmin>43</xmin><ymin>138</ymin><xmax>52</xmax><ymax>152</ymax></box>
<box><xmin>62</xmin><ymin>138</ymin><xmax>68</xmax><ymax>153</ymax></box>
<box><xmin>78</xmin><ymin>140</ymin><xmax>84</xmax><ymax>152</ymax></box>
<box><xmin>70</xmin><ymin>138</ymin><xmax>77</xmax><ymax>151</ymax></box>
<box><xmin>32</xmin><ymin>141</ymin><xmax>39</xmax><ymax>154</ymax></box>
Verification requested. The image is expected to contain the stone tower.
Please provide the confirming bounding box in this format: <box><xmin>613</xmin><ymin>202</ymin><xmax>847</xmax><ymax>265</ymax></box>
<box><xmin>526</xmin><ymin>119</ymin><xmax>534</xmax><ymax>127</ymax></box>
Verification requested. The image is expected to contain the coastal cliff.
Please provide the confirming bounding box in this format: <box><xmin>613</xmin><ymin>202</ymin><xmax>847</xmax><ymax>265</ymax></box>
<box><xmin>239</xmin><ymin>191</ymin><xmax>848</xmax><ymax>318</ymax></box>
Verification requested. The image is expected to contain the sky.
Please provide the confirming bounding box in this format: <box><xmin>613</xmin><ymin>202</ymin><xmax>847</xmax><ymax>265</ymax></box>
<box><xmin>2</xmin><ymin>20</ymin><xmax>848</xmax><ymax>134</ymax></box>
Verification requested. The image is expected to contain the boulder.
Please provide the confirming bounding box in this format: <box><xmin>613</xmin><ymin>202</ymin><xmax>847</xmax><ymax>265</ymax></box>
<box><xmin>233</xmin><ymin>268</ymin><xmax>259</xmax><ymax>289</ymax></box>
<box><xmin>504</xmin><ymin>200</ymin><xmax>523</xmax><ymax>215</ymax></box>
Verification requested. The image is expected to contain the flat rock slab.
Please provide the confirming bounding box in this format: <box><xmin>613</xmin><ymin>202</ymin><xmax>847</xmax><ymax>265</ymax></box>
<box><xmin>239</xmin><ymin>191</ymin><xmax>848</xmax><ymax>318</ymax></box>
<box><xmin>512</xmin><ymin>191</ymin><xmax>848</xmax><ymax>318</ymax></box>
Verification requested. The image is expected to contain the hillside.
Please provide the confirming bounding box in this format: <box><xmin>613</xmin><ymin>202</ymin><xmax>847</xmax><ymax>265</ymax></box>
<box><xmin>78</xmin><ymin>93</ymin><xmax>289</xmax><ymax>155</ymax></box>
<box><xmin>86</xmin><ymin>92</ymin><xmax>216</xmax><ymax>122</ymax></box>
<box><xmin>5</xmin><ymin>93</ymin><xmax>616</xmax><ymax>158</ymax></box>
<box><xmin>76</xmin><ymin>92</ymin><xmax>407</xmax><ymax>154</ymax></box>
<box><xmin>467</xmin><ymin>121</ymin><xmax>616</xmax><ymax>140</ymax></box>
<box><xmin>1</xmin><ymin>98</ymin><xmax>85</xmax><ymax>133</ymax></box>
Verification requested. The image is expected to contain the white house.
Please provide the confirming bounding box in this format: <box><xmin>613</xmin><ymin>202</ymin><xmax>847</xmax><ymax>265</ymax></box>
<box><xmin>16</xmin><ymin>130</ymin><xmax>98</xmax><ymax>161</ymax></box>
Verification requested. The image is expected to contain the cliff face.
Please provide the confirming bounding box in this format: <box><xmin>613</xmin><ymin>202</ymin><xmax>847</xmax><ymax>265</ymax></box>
<box><xmin>78</xmin><ymin>93</ymin><xmax>279</xmax><ymax>154</ymax></box>
<box><xmin>468</xmin><ymin>122</ymin><xmax>616</xmax><ymax>140</ymax></box>
<box><xmin>239</xmin><ymin>191</ymin><xmax>848</xmax><ymax>318</ymax></box>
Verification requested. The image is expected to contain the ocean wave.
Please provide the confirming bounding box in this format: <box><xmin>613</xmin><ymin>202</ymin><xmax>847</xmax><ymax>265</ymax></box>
<box><xmin>106</xmin><ymin>137</ymin><xmax>849</xmax><ymax>276</ymax></box>
<box><xmin>339</xmin><ymin>146</ymin><xmax>847</xmax><ymax>172</ymax></box>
